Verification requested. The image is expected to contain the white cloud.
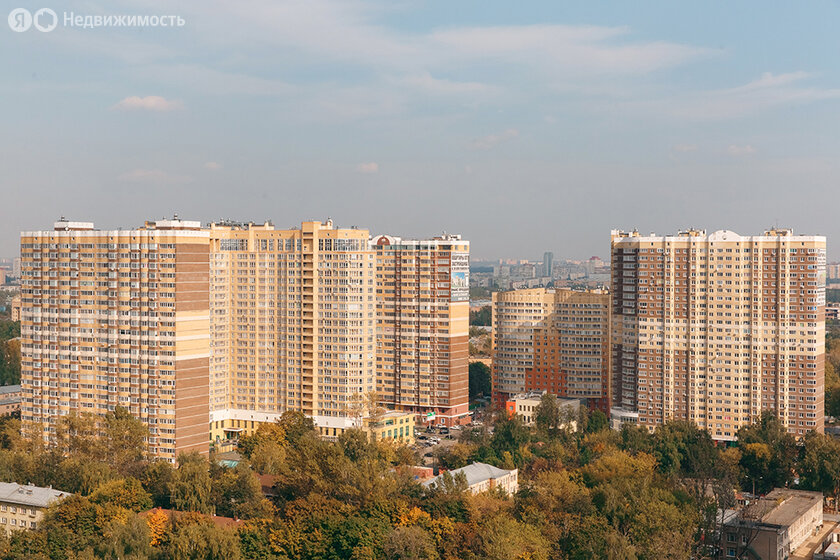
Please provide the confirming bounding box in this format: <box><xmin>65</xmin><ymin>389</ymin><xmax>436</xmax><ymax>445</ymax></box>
<box><xmin>430</xmin><ymin>24</ymin><xmax>711</xmax><ymax>75</ymax></box>
<box><xmin>673</xmin><ymin>144</ymin><xmax>698</xmax><ymax>152</ymax></box>
<box><xmin>470</xmin><ymin>129</ymin><xmax>519</xmax><ymax>150</ymax></box>
<box><xmin>657</xmin><ymin>72</ymin><xmax>840</xmax><ymax>120</ymax></box>
<box><xmin>204</xmin><ymin>162</ymin><xmax>223</xmax><ymax>171</ymax></box>
<box><xmin>356</xmin><ymin>162</ymin><xmax>379</xmax><ymax>174</ymax></box>
<box><xmin>112</xmin><ymin>96</ymin><xmax>183</xmax><ymax>112</ymax></box>
<box><xmin>401</xmin><ymin>72</ymin><xmax>492</xmax><ymax>95</ymax></box>
<box><xmin>727</xmin><ymin>144</ymin><xmax>757</xmax><ymax>156</ymax></box>
<box><xmin>117</xmin><ymin>169</ymin><xmax>193</xmax><ymax>184</ymax></box>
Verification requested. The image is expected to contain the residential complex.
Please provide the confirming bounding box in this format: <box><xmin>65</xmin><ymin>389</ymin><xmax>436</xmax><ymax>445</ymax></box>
<box><xmin>19</xmin><ymin>218</ymin><xmax>468</xmax><ymax>457</ymax></box>
<box><xmin>611</xmin><ymin>228</ymin><xmax>826</xmax><ymax>440</ymax></box>
<box><xmin>492</xmin><ymin>288</ymin><xmax>611</xmax><ymax>411</ymax></box>
<box><xmin>18</xmin><ymin>218</ymin><xmax>211</xmax><ymax>461</ymax></box>
<box><xmin>372</xmin><ymin>234</ymin><xmax>470</xmax><ymax>427</ymax></box>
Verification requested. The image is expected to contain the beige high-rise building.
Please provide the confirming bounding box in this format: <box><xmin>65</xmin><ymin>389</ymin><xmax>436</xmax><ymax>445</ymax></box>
<box><xmin>372</xmin><ymin>234</ymin><xmax>470</xmax><ymax>427</ymax></box>
<box><xmin>492</xmin><ymin>288</ymin><xmax>611</xmax><ymax>411</ymax></box>
<box><xmin>524</xmin><ymin>289</ymin><xmax>611</xmax><ymax>412</ymax></box>
<box><xmin>491</xmin><ymin>288</ymin><xmax>555</xmax><ymax>405</ymax></box>
<box><xmin>20</xmin><ymin>217</ymin><xmax>469</xmax><ymax>452</ymax></box>
<box><xmin>207</xmin><ymin>220</ymin><xmax>376</xmax><ymax>441</ymax></box>
<box><xmin>611</xmin><ymin>229</ymin><xmax>826</xmax><ymax>440</ymax></box>
<box><xmin>19</xmin><ymin>219</ymin><xmax>210</xmax><ymax>461</ymax></box>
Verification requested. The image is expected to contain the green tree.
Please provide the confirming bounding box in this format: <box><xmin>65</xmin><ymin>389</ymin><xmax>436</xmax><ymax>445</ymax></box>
<box><xmin>96</xmin><ymin>513</ymin><xmax>153</xmax><ymax>560</ymax></box>
<box><xmin>534</xmin><ymin>393</ymin><xmax>562</xmax><ymax>435</ymax></box>
<box><xmin>277</xmin><ymin>411</ymin><xmax>316</xmax><ymax>446</ymax></box>
<box><xmin>170</xmin><ymin>452</ymin><xmax>213</xmax><ymax>514</ymax></box>
<box><xmin>103</xmin><ymin>407</ymin><xmax>149</xmax><ymax>476</ymax></box>
<box><xmin>468</xmin><ymin>362</ymin><xmax>491</xmax><ymax>401</ymax></box>
<box><xmin>164</xmin><ymin>520</ymin><xmax>242</xmax><ymax>560</ymax></box>
<box><xmin>799</xmin><ymin>431</ymin><xmax>840</xmax><ymax>498</ymax></box>
<box><xmin>214</xmin><ymin>463</ymin><xmax>273</xmax><ymax>519</ymax></box>
<box><xmin>141</xmin><ymin>460</ymin><xmax>177</xmax><ymax>509</ymax></box>
<box><xmin>469</xmin><ymin>306</ymin><xmax>491</xmax><ymax>326</ymax></box>
<box><xmin>737</xmin><ymin>411</ymin><xmax>797</xmax><ymax>492</ymax></box>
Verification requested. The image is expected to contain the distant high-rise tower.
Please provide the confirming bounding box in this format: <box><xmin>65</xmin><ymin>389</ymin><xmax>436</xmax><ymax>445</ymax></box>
<box><xmin>543</xmin><ymin>252</ymin><xmax>554</xmax><ymax>278</ymax></box>
<box><xmin>610</xmin><ymin>228</ymin><xmax>826</xmax><ymax>440</ymax></box>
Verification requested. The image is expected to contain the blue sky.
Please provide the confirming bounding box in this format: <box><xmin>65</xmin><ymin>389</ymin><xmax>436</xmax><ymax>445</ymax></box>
<box><xmin>2</xmin><ymin>1</ymin><xmax>840</xmax><ymax>260</ymax></box>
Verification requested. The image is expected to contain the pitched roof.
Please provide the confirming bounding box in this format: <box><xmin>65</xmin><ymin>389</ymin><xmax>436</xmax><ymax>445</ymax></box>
<box><xmin>422</xmin><ymin>462</ymin><xmax>515</xmax><ymax>488</ymax></box>
<box><xmin>0</xmin><ymin>482</ymin><xmax>71</xmax><ymax>508</ymax></box>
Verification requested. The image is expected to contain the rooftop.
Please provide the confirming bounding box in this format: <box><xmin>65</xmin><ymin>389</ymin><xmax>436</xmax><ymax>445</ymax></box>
<box><xmin>738</xmin><ymin>489</ymin><xmax>823</xmax><ymax>528</ymax></box>
<box><xmin>0</xmin><ymin>482</ymin><xmax>70</xmax><ymax>508</ymax></box>
<box><xmin>0</xmin><ymin>385</ymin><xmax>20</xmax><ymax>395</ymax></box>
<box><xmin>423</xmin><ymin>462</ymin><xmax>515</xmax><ymax>489</ymax></box>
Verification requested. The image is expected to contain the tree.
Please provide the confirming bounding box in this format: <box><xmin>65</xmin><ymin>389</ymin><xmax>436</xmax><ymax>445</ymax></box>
<box><xmin>799</xmin><ymin>431</ymin><xmax>840</xmax><ymax>498</ymax></box>
<box><xmin>164</xmin><ymin>520</ymin><xmax>242</xmax><ymax>560</ymax></box>
<box><xmin>474</xmin><ymin>516</ymin><xmax>549</xmax><ymax>560</ymax></box>
<box><xmin>383</xmin><ymin>526</ymin><xmax>438</xmax><ymax>560</ymax></box>
<box><xmin>534</xmin><ymin>393</ymin><xmax>561</xmax><ymax>435</ymax></box>
<box><xmin>146</xmin><ymin>508</ymin><xmax>169</xmax><ymax>547</ymax></box>
<box><xmin>468</xmin><ymin>362</ymin><xmax>491</xmax><ymax>401</ymax></box>
<box><xmin>170</xmin><ymin>452</ymin><xmax>213</xmax><ymax>514</ymax></box>
<box><xmin>277</xmin><ymin>411</ymin><xmax>316</xmax><ymax>446</ymax></box>
<box><xmin>213</xmin><ymin>463</ymin><xmax>273</xmax><ymax>520</ymax></box>
<box><xmin>736</xmin><ymin>411</ymin><xmax>797</xmax><ymax>492</ymax></box>
<box><xmin>103</xmin><ymin>407</ymin><xmax>149</xmax><ymax>476</ymax></box>
<box><xmin>469</xmin><ymin>306</ymin><xmax>491</xmax><ymax>326</ymax></box>
<box><xmin>586</xmin><ymin>410</ymin><xmax>609</xmax><ymax>433</ymax></box>
<box><xmin>97</xmin><ymin>513</ymin><xmax>153</xmax><ymax>560</ymax></box>
<box><xmin>142</xmin><ymin>460</ymin><xmax>177</xmax><ymax>509</ymax></box>
<box><xmin>90</xmin><ymin>478</ymin><xmax>153</xmax><ymax>512</ymax></box>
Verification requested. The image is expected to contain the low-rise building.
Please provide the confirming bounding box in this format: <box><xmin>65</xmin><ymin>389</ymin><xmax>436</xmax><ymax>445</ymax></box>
<box><xmin>610</xmin><ymin>407</ymin><xmax>640</xmax><ymax>431</ymax></box>
<box><xmin>0</xmin><ymin>385</ymin><xmax>21</xmax><ymax>416</ymax></box>
<box><xmin>317</xmin><ymin>410</ymin><xmax>416</xmax><ymax>445</ymax></box>
<box><xmin>0</xmin><ymin>482</ymin><xmax>71</xmax><ymax>534</ymax></box>
<box><xmin>720</xmin><ymin>488</ymin><xmax>823</xmax><ymax>560</ymax></box>
<box><xmin>423</xmin><ymin>462</ymin><xmax>519</xmax><ymax>496</ymax></box>
<box><xmin>505</xmin><ymin>391</ymin><xmax>580</xmax><ymax>429</ymax></box>
<box><xmin>827</xmin><ymin>304</ymin><xmax>840</xmax><ymax>322</ymax></box>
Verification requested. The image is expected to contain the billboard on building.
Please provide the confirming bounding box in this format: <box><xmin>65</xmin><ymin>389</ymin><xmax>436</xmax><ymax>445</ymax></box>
<box><xmin>451</xmin><ymin>252</ymin><xmax>469</xmax><ymax>302</ymax></box>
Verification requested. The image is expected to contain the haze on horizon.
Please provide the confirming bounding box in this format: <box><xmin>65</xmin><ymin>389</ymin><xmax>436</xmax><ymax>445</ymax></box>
<box><xmin>2</xmin><ymin>1</ymin><xmax>840</xmax><ymax>261</ymax></box>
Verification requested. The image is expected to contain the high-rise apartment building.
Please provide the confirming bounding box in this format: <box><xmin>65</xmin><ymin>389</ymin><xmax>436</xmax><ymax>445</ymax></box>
<box><xmin>372</xmin><ymin>234</ymin><xmax>469</xmax><ymax>427</ymax></box>
<box><xmin>524</xmin><ymin>289</ymin><xmax>611</xmax><ymax>412</ymax></box>
<box><xmin>207</xmin><ymin>220</ymin><xmax>376</xmax><ymax>440</ymax></box>
<box><xmin>20</xmin><ymin>217</ymin><xmax>468</xmax><ymax>454</ymax></box>
<box><xmin>492</xmin><ymin>289</ymin><xmax>554</xmax><ymax>405</ymax></box>
<box><xmin>19</xmin><ymin>219</ymin><xmax>210</xmax><ymax>461</ymax></box>
<box><xmin>492</xmin><ymin>288</ymin><xmax>611</xmax><ymax>410</ymax></box>
<box><xmin>611</xmin><ymin>229</ymin><xmax>826</xmax><ymax>440</ymax></box>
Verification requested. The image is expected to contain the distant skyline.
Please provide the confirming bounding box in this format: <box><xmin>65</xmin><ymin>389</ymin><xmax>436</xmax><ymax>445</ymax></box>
<box><xmin>2</xmin><ymin>1</ymin><xmax>840</xmax><ymax>260</ymax></box>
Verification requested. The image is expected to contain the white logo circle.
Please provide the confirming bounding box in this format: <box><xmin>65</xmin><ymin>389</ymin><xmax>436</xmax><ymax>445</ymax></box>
<box><xmin>8</xmin><ymin>8</ymin><xmax>32</xmax><ymax>32</ymax></box>
<box><xmin>33</xmin><ymin>8</ymin><xmax>57</xmax><ymax>32</ymax></box>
